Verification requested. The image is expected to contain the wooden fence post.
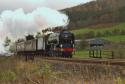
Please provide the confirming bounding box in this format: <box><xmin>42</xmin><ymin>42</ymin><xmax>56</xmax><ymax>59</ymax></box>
<box><xmin>111</xmin><ymin>51</ymin><xmax>114</xmax><ymax>59</ymax></box>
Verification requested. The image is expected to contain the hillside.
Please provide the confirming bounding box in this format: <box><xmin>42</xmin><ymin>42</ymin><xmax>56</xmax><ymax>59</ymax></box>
<box><xmin>63</xmin><ymin>0</ymin><xmax>125</xmax><ymax>29</ymax></box>
<box><xmin>72</xmin><ymin>22</ymin><xmax>125</xmax><ymax>42</ymax></box>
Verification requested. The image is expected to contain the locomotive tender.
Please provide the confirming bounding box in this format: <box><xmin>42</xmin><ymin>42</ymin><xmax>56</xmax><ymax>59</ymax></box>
<box><xmin>14</xmin><ymin>29</ymin><xmax>75</xmax><ymax>60</ymax></box>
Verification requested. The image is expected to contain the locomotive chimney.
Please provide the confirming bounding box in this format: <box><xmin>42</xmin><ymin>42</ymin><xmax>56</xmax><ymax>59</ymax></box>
<box><xmin>26</xmin><ymin>35</ymin><xmax>34</xmax><ymax>40</ymax></box>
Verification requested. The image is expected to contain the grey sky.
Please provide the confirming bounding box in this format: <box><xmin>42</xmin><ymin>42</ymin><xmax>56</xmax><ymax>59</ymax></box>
<box><xmin>0</xmin><ymin>0</ymin><xmax>93</xmax><ymax>12</ymax></box>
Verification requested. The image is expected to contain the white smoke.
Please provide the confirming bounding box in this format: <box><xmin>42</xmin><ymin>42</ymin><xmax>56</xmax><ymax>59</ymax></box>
<box><xmin>0</xmin><ymin>42</ymin><xmax>5</xmax><ymax>54</ymax></box>
<box><xmin>0</xmin><ymin>7</ymin><xmax>68</xmax><ymax>39</ymax></box>
<box><xmin>33</xmin><ymin>8</ymin><xmax>68</xmax><ymax>28</ymax></box>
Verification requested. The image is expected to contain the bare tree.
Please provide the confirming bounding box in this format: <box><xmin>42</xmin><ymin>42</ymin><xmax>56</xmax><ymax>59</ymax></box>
<box><xmin>4</xmin><ymin>36</ymin><xmax>11</xmax><ymax>47</ymax></box>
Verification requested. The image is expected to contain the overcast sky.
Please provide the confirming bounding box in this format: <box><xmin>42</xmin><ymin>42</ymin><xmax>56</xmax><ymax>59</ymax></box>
<box><xmin>0</xmin><ymin>0</ymin><xmax>93</xmax><ymax>12</ymax></box>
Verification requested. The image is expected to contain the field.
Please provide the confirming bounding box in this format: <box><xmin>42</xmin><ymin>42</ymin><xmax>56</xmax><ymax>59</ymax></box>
<box><xmin>71</xmin><ymin>23</ymin><xmax>125</xmax><ymax>58</ymax></box>
<box><xmin>0</xmin><ymin>56</ymin><xmax>125</xmax><ymax>84</ymax></box>
<box><xmin>71</xmin><ymin>22</ymin><xmax>125</xmax><ymax>42</ymax></box>
<box><xmin>102</xmin><ymin>35</ymin><xmax>125</xmax><ymax>42</ymax></box>
<box><xmin>74</xmin><ymin>50</ymin><xmax>88</xmax><ymax>58</ymax></box>
<box><xmin>73</xmin><ymin>50</ymin><xmax>115</xmax><ymax>58</ymax></box>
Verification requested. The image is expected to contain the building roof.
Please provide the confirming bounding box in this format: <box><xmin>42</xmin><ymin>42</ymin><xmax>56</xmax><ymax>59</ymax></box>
<box><xmin>89</xmin><ymin>38</ymin><xmax>105</xmax><ymax>46</ymax></box>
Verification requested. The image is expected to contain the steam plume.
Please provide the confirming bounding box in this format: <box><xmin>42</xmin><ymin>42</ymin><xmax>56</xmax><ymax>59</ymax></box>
<box><xmin>0</xmin><ymin>7</ymin><xmax>68</xmax><ymax>38</ymax></box>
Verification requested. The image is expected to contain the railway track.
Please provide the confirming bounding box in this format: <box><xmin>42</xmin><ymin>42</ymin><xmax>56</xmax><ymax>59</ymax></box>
<box><xmin>42</xmin><ymin>57</ymin><xmax>125</xmax><ymax>66</ymax></box>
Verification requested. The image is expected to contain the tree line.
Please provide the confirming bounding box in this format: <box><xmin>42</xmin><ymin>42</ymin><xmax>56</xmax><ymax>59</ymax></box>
<box><xmin>63</xmin><ymin>0</ymin><xmax>125</xmax><ymax>29</ymax></box>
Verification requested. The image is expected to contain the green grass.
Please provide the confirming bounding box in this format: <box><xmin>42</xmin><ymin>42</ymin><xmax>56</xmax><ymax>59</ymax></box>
<box><xmin>102</xmin><ymin>35</ymin><xmax>125</xmax><ymax>42</ymax></box>
<box><xmin>74</xmin><ymin>50</ymin><xmax>89</xmax><ymax>58</ymax></box>
<box><xmin>72</xmin><ymin>22</ymin><xmax>125</xmax><ymax>36</ymax></box>
<box><xmin>71</xmin><ymin>22</ymin><xmax>125</xmax><ymax>42</ymax></box>
<box><xmin>73</xmin><ymin>50</ymin><xmax>114</xmax><ymax>58</ymax></box>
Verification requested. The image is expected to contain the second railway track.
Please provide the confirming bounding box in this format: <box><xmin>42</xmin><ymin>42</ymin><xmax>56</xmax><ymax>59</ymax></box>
<box><xmin>42</xmin><ymin>57</ymin><xmax>125</xmax><ymax>66</ymax></box>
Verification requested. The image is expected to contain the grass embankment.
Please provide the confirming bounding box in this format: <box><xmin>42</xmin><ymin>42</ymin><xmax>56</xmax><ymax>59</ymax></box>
<box><xmin>74</xmin><ymin>50</ymin><xmax>88</xmax><ymax>58</ymax></box>
<box><xmin>102</xmin><ymin>35</ymin><xmax>125</xmax><ymax>42</ymax></box>
<box><xmin>74</xmin><ymin>50</ymin><xmax>113</xmax><ymax>58</ymax></box>
<box><xmin>0</xmin><ymin>56</ymin><xmax>125</xmax><ymax>84</ymax></box>
<box><xmin>72</xmin><ymin>22</ymin><xmax>125</xmax><ymax>42</ymax></box>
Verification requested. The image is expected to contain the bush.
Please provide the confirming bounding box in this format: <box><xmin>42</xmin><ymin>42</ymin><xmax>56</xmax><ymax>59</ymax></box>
<box><xmin>103</xmin><ymin>30</ymin><xmax>112</xmax><ymax>37</ymax></box>
<box><xmin>80</xmin><ymin>40</ymin><xmax>88</xmax><ymax>50</ymax></box>
<box><xmin>84</xmin><ymin>31</ymin><xmax>95</xmax><ymax>39</ymax></box>
<box><xmin>76</xmin><ymin>37</ymin><xmax>89</xmax><ymax>50</ymax></box>
<box><xmin>95</xmin><ymin>32</ymin><xmax>104</xmax><ymax>37</ymax></box>
<box><xmin>112</xmin><ymin>29</ymin><xmax>121</xmax><ymax>35</ymax></box>
<box><xmin>120</xmin><ymin>30</ymin><xmax>125</xmax><ymax>35</ymax></box>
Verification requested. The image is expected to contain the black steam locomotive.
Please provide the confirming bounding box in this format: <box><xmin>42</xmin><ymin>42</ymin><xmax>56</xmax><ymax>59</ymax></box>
<box><xmin>13</xmin><ymin>29</ymin><xmax>75</xmax><ymax>60</ymax></box>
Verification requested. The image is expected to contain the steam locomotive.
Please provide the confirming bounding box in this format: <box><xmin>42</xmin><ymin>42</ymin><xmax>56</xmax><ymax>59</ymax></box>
<box><xmin>12</xmin><ymin>29</ymin><xmax>75</xmax><ymax>60</ymax></box>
